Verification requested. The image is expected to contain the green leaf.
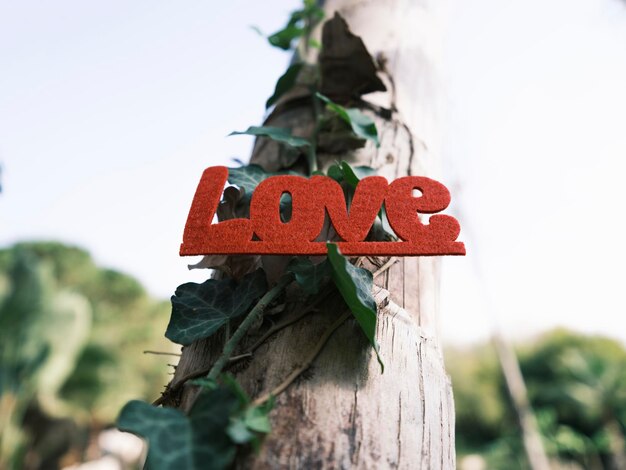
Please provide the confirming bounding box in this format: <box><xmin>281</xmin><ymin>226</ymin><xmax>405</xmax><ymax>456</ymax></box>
<box><xmin>227</xmin><ymin>164</ymin><xmax>295</xmax><ymax>213</ymax></box>
<box><xmin>266</xmin><ymin>63</ymin><xmax>304</xmax><ymax>109</ymax></box>
<box><xmin>287</xmin><ymin>257</ymin><xmax>331</xmax><ymax>295</ymax></box>
<box><xmin>244</xmin><ymin>406</ymin><xmax>272</xmax><ymax>433</ymax></box>
<box><xmin>331</xmin><ymin>161</ymin><xmax>396</xmax><ymax>240</ymax></box>
<box><xmin>316</xmin><ymin>93</ymin><xmax>380</xmax><ymax>147</ymax></box>
<box><xmin>223</xmin><ymin>377</ymin><xmax>272</xmax><ymax>447</ymax></box>
<box><xmin>268</xmin><ymin>24</ymin><xmax>304</xmax><ymax>50</ymax></box>
<box><xmin>265</xmin><ymin>1</ymin><xmax>324</xmax><ymax>51</ymax></box>
<box><xmin>339</xmin><ymin>162</ymin><xmax>376</xmax><ymax>188</ymax></box>
<box><xmin>227</xmin><ymin>418</ymin><xmax>255</xmax><ymax>444</ymax></box>
<box><xmin>229</xmin><ymin>126</ymin><xmax>311</xmax><ymax>148</ymax></box>
<box><xmin>227</xmin><ymin>164</ymin><xmax>272</xmax><ymax>197</ymax></box>
<box><xmin>166</xmin><ymin>270</ymin><xmax>267</xmax><ymax>345</ymax></box>
<box><xmin>327</xmin><ymin>164</ymin><xmax>344</xmax><ymax>182</ymax></box>
<box><xmin>344</xmin><ymin>109</ymin><xmax>379</xmax><ymax>147</ymax></box>
<box><xmin>325</xmin><ymin>161</ymin><xmax>376</xmax><ymax>186</ymax></box>
<box><xmin>118</xmin><ymin>401</ymin><xmax>193</xmax><ymax>469</ymax></box>
<box><xmin>326</xmin><ymin>243</ymin><xmax>384</xmax><ymax>372</ymax></box>
<box><xmin>117</xmin><ymin>388</ymin><xmax>239</xmax><ymax>470</ymax></box>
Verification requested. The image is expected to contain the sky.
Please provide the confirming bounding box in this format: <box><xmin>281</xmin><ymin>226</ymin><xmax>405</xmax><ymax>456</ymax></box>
<box><xmin>1</xmin><ymin>0</ymin><xmax>625</xmax><ymax>346</ymax></box>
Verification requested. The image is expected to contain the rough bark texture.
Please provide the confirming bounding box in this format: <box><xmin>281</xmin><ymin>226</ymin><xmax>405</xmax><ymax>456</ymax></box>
<box><xmin>170</xmin><ymin>0</ymin><xmax>456</xmax><ymax>468</ymax></box>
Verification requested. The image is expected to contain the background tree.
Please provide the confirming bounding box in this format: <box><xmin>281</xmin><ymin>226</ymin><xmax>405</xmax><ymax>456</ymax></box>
<box><xmin>0</xmin><ymin>242</ymin><xmax>173</xmax><ymax>469</ymax></box>
<box><xmin>448</xmin><ymin>329</ymin><xmax>626</xmax><ymax>469</ymax></box>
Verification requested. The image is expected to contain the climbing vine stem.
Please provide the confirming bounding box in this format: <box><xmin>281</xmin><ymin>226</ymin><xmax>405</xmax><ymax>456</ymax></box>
<box><xmin>206</xmin><ymin>274</ymin><xmax>294</xmax><ymax>381</ymax></box>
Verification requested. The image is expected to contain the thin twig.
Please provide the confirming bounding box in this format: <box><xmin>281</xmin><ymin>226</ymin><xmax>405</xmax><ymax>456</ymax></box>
<box><xmin>143</xmin><ymin>350</ymin><xmax>181</xmax><ymax>357</ymax></box>
<box><xmin>153</xmin><ymin>364</ymin><xmax>212</xmax><ymax>406</ymax></box>
<box><xmin>373</xmin><ymin>257</ymin><xmax>398</xmax><ymax>278</ymax></box>
<box><xmin>228</xmin><ymin>352</ymin><xmax>252</xmax><ymax>363</ymax></box>
<box><xmin>251</xmin><ymin>311</ymin><xmax>351</xmax><ymax>407</ymax></box>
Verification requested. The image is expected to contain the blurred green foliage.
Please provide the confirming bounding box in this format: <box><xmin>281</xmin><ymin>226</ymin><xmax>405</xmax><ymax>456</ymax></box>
<box><xmin>448</xmin><ymin>329</ymin><xmax>626</xmax><ymax>469</ymax></box>
<box><xmin>0</xmin><ymin>241</ymin><xmax>174</xmax><ymax>469</ymax></box>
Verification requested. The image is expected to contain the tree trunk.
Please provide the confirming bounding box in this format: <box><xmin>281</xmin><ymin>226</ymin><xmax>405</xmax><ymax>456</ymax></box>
<box><xmin>171</xmin><ymin>0</ymin><xmax>456</xmax><ymax>468</ymax></box>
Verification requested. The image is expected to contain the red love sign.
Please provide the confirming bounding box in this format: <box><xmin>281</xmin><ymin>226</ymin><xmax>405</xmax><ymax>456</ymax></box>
<box><xmin>180</xmin><ymin>166</ymin><xmax>465</xmax><ymax>256</ymax></box>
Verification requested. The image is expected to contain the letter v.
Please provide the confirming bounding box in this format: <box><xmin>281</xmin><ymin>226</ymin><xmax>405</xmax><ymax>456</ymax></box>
<box><xmin>310</xmin><ymin>175</ymin><xmax>388</xmax><ymax>242</ymax></box>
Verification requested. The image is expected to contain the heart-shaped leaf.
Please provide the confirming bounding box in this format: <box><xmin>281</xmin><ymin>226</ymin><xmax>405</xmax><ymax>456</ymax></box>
<box><xmin>264</xmin><ymin>1</ymin><xmax>324</xmax><ymax>50</ymax></box>
<box><xmin>326</xmin><ymin>243</ymin><xmax>384</xmax><ymax>372</ymax></box>
<box><xmin>117</xmin><ymin>388</ymin><xmax>239</xmax><ymax>470</ymax></box>
<box><xmin>227</xmin><ymin>164</ymin><xmax>273</xmax><ymax>197</ymax></box>
<box><xmin>268</xmin><ymin>24</ymin><xmax>304</xmax><ymax>50</ymax></box>
<box><xmin>166</xmin><ymin>270</ymin><xmax>267</xmax><ymax>345</ymax></box>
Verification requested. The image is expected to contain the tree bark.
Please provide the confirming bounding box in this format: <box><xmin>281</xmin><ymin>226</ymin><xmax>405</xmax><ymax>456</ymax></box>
<box><xmin>170</xmin><ymin>0</ymin><xmax>456</xmax><ymax>468</ymax></box>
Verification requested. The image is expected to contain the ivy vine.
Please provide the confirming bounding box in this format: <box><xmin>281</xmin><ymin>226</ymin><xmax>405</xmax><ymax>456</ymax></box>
<box><xmin>117</xmin><ymin>3</ymin><xmax>394</xmax><ymax>468</ymax></box>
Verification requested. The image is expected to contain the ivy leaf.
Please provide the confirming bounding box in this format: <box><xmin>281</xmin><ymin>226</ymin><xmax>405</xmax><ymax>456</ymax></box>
<box><xmin>346</xmin><ymin>162</ymin><xmax>376</xmax><ymax>184</ymax></box>
<box><xmin>266</xmin><ymin>63</ymin><xmax>304</xmax><ymax>109</ymax></box>
<box><xmin>265</xmin><ymin>1</ymin><xmax>324</xmax><ymax>50</ymax></box>
<box><xmin>230</xmin><ymin>126</ymin><xmax>311</xmax><ymax>149</ymax></box>
<box><xmin>287</xmin><ymin>257</ymin><xmax>331</xmax><ymax>295</ymax></box>
<box><xmin>222</xmin><ymin>374</ymin><xmax>273</xmax><ymax>449</ymax></box>
<box><xmin>327</xmin><ymin>164</ymin><xmax>343</xmax><ymax>182</ymax></box>
<box><xmin>326</xmin><ymin>243</ymin><xmax>384</xmax><ymax>372</ymax></box>
<box><xmin>166</xmin><ymin>270</ymin><xmax>267</xmax><ymax>345</ymax></box>
<box><xmin>227</xmin><ymin>164</ymin><xmax>273</xmax><ymax>197</ymax></box>
<box><xmin>343</xmin><ymin>110</ymin><xmax>379</xmax><ymax>147</ymax></box>
<box><xmin>329</xmin><ymin>161</ymin><xmax>396</xmax><ymax>240</ymax></box>
<box><xmin>117</xmin><ymin>388</ymin><xmax>239</xmax><ymax>470</ymax></box>
<box><xmin>326</xmin><ymin>161</ymin><xmax>376</xmax><ymax>188</ymax></box>
<box><xmin>226</xmin><ymin>418</ymin><xmax>255</xmax><ymax>444</ymax></box>
<box><xmin>268</xmin><ymin>24</ymin><xmax>304</xmax><ymax>50</ymax></box>
<box><xmin>316</xmin><ymin>93</ymin><xmax>380</xmax><ymax>147</ymax></box>
<box><xmin>243</xmin><ymin>404</ymin><xmax>272</xmax><ymax>434</ymax></box>
<box><xmin>226</xmin><ymin>402</ymin><xmax>273</xmax><ymax>447</ymax></box>
<box><xmin>227</xmin><ymin>164</ymin><xmax>295</xmax><ymax>214</ymax></box>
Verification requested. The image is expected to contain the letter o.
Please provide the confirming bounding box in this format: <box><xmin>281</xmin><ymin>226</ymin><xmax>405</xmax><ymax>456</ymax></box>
<box><xmin>250</xmin><ymin>176</ymin><xmax>325</xmax><ymax>243</ymax></box>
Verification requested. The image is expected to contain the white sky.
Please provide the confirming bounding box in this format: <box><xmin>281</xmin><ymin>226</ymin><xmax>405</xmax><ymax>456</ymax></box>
<box><xmin>1</xmin><ymin>0</ymin><xmax>625</xmax><ymax>345</ymax></box>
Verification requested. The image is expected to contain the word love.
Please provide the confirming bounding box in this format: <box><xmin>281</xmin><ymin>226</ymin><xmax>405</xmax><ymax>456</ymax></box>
<box><xmin>181</xmin><ymin>166</ymin><xmax>465</xmax><ymax>256</ymax></box>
